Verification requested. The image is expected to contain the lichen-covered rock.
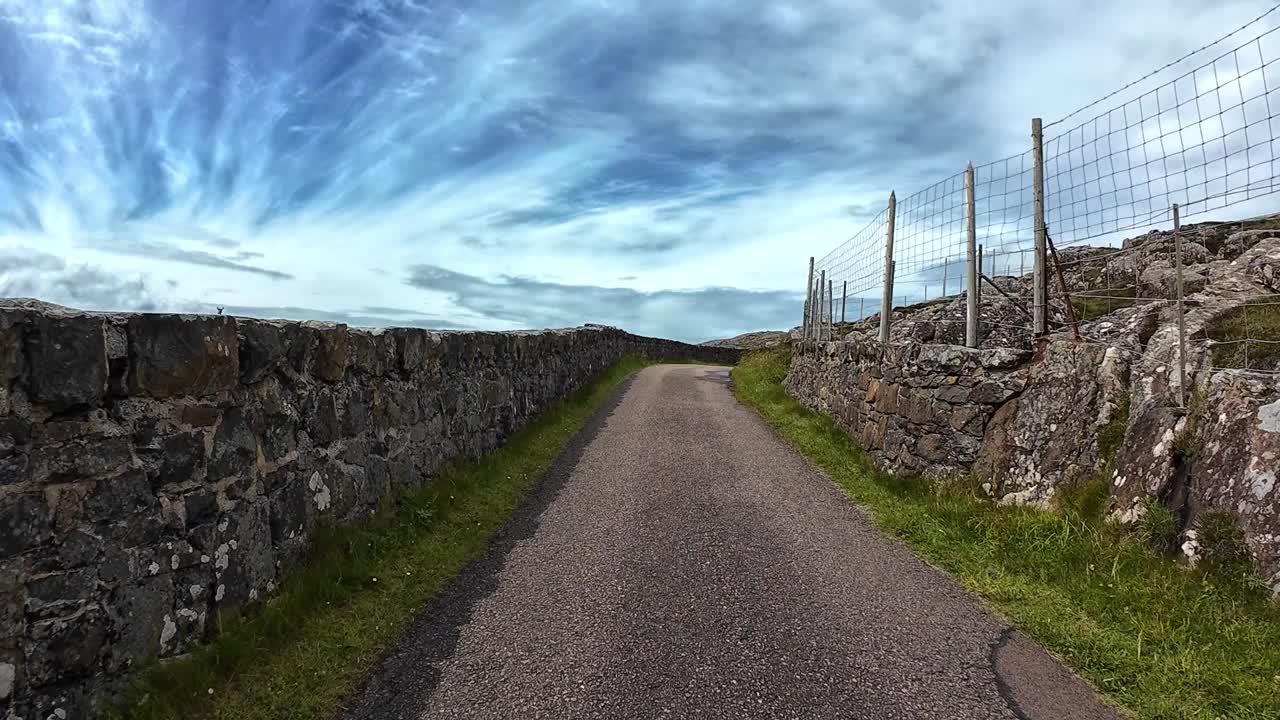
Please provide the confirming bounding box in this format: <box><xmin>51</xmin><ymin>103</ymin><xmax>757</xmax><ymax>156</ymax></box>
<box><xmin>976</xmin><ymin>340</ymin><xmax>1130</xmax><ymax>508</ymax></box>
<box><xmin>1185</xmin><ymin>372</ymin><xmax>1280</xmax><ymax>592</ymax></box>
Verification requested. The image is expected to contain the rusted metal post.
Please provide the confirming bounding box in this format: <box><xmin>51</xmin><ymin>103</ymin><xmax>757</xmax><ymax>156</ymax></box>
<box><xmin>1047</xmin><ymin>233</ymin><xmax>1082</xmax><ymax>341</ymax></box>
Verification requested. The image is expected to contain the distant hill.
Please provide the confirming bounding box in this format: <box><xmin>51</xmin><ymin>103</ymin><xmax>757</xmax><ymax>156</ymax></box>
<box><xmin>700</xmin><ymin>330</ymin><xmax>790</xmax><ymax>350</ymax></box>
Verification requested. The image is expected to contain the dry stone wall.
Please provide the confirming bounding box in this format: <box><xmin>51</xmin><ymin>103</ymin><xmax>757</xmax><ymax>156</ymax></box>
<box><xmin>0</xmin><ymin>300</ymin><xmax>738</xmax><ymax>719</ymax></box>
<box><xmin>784</xmin><ymin>336</ymin><xmax>1029</xmax><ymax>475</ymax></box>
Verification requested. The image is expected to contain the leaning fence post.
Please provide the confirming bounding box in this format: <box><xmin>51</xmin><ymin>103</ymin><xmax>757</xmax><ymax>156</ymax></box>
<box><xmin>965</xmin><ymin>163</ymin><xmax>979</xmax><ymax>348</ymax></box>
<box><xmin>1173</xmin><ymin>204</ymin><xmax>1188</xmax><ymax>408</ymax></box>
<box><xmin>1032</xmin><ymin>117</ymin><xmax>1048</xmax><ymax>336</ymax></box>
<box><xmin>841</xmin><ymin>281</ymin><xmax>847</xmax><ymax>323</ymax></box>
<box><xmin>804</xmin><ymin>257</ymin><xmax>815</xmax><ymax>341</ymax></box>
<box><xmin>880</xmin><ymin>192</ymin><xmax>897</xmax><ymax>346</ymax></box>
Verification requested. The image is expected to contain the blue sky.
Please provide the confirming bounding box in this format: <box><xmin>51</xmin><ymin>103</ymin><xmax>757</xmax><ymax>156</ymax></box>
<box><xmin>1</xmin><ymin>0</ymin><xmax>1276</xmax><ymax>342</ymax></box>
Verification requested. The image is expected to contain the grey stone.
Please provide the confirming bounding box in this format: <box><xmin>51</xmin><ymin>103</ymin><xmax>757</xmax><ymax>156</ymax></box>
<box><xmin>26</xmin><ymin>606</ymin><xmax>108</xmax><ymax>684</ymax></box>
<box><xmin>1</xmin><ymin>494</ymin><xmax>52</xmax><ymax>559</ymax></box>
<box><xmin>25</xmin><ymin>314</ymin><xmax>108</xmax><ymax>412</ymax></box>
<box><xmin>237</xmin><ymin>320</ymin><xmax>290</xmax><ymax>384</ymax></box>
<box><xmin>83</xmin><ymin>469</ymin><xmax>155</xmax><ymax>522</ymax></box>
<box><xmin>209</xmin><ymin>408</ymin><xmax>256</xmax><ymax>481</ymax></box>
<box><xmin>107</xmin><ymin>574</ymin><xmax>173</xmax><ymax>669</ymax></box>
<box><xmin>315</xmin><ymin>324</ymin><xmax>350</xmax><ymax>383</ymax></box>
<box><xmin>24</xmin><ymin>568</ymin><xmax>98</xmax><ymax>619</ymax></box>
<box><xmin>129</xmin><ymin>315</ymin><xmax>239</xmax><ymax>398</ymax></box>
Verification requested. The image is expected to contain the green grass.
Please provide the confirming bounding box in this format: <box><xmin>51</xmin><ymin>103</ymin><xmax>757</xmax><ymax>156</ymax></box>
<box><xmin>112</xmin><ymin>354</ymin><xmax>680</xmax><ymax>720</ymax></box>
<box><xmin>1073</xmin><ymin>286</ymin><xmax>1137</xmax><ymax>323</ymax></box>
<box><xmin>732</xmin><ymin>348</ymin><xmax>1280</xmax><ymax>720</ymax></box>
<box><xmin>1207</xmin><ymin>303</ymin><xmax>1280</xmax><ymax>370</ymax></box>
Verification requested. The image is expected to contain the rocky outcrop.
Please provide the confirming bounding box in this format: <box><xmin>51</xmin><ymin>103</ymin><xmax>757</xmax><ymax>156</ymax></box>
<box><xmin>785</xmin><ymin>219</ymin><xmax>1280</xmax><ymax>594</ymax></box>
<box><xmin>1185</xmin><ymin>373</ymin><xmax>1280</xmax><ymax>587</ymax></box>
<box><xmin>975</xmin><ymin>340</ymin><xmax>1130</xmax><ymax>508</ymax></box>
<box><xmin>700</xmin><ymin>330</ymin><xmax>790</xmax><ymax>350</ymax></box>
<box><xmin>0</xmin><ymin>300</ymin><xmax>737</xmax><ymax>720</ymax></box>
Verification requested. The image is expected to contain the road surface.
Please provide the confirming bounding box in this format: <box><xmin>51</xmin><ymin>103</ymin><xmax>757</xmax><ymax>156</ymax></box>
<box><xmin>343</xmin><ymin>365</ymin><xmax>1121</xmax><ymax>720</ymax></box>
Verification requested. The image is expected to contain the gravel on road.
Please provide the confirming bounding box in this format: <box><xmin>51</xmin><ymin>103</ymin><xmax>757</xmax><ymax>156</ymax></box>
<box><xmin>341</xmin><ymin>365</ymin><xmax>1122</xmax><ymax>720</ymax></box>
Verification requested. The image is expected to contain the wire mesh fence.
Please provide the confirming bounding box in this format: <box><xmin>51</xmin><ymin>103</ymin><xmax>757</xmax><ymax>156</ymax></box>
<box><xmin>805</xmin><ymin>5</ymin><xmax>1280</xmax><ymax>363</ymax></box>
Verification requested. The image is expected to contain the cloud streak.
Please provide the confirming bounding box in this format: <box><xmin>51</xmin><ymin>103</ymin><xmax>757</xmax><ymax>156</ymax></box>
<box><xmin>1</xmin><ymin>0</ymin><xmax>1276</xmax><ymax>340</ymax></box>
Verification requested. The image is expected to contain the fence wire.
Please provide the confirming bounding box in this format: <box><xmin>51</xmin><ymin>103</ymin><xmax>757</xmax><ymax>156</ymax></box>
<box><xmin>810</xmin><ymin>8</ymin><xmax>1280</xmax><ymax>333</ymax></box>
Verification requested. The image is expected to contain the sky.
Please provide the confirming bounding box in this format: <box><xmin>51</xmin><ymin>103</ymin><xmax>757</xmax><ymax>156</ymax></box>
<box><xmin>1</xmin><ymin>0</ymin><xmax>1279</xmax><ymax>343</ymax></box>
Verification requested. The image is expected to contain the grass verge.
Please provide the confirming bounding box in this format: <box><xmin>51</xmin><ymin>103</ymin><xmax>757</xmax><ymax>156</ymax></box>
<box><xmin>113</xmin><ymin>355</ymin><xmax>673</xmax><ymax>720</ymax></box>
<box><xmin>732</xmin><ymin>347</ymin><xmax>1280</xmax><ymax>720</ymax></box>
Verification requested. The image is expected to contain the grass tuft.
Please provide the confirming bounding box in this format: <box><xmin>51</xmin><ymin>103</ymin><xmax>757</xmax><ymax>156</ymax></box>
<box><xmin>732</xmin><ymin>347</ymin><xmax>1280</xmax><ymax>720</ymax></box>
<box><xmin>1072</xmin><ymin>287</ymin><xmax>1137</xmax><ymax>323</ymax></box>
<box><xmin>1207</xmin><ymin>303</ymin><xmax>1280</xmax><ymax>371</ymax></box>
<box><xmin>1195</xmin><ymin>511</ymin><xmax>1255</xmax><ymax>585</ymax></box>
<box><xmin>1134</xmin><ymin>499</ymin><xmax>1181</xmax><ymax>556</ymax></box>
<box><xmin>109</xmin><ymin>355</ymin><xmax>677</xmax><ymax>720</ymax></box>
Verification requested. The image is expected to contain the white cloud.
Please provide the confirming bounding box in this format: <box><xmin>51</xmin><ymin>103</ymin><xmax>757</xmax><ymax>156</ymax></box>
<box><xmin>1</xmin><ymin>0</ymin><xmax>1278</xmax><ymax>340</ymax></box>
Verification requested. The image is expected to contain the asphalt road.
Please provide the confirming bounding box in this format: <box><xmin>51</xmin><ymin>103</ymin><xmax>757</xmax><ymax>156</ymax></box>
<box><xmin>343</xmin><ymin>365</ymin><xmax>1122</xmax><ymax>720</ymax></box>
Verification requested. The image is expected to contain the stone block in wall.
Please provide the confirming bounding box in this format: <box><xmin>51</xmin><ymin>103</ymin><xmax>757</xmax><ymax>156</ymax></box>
<box><xmin>212</xmin><ymin>500</ymin><xmax>275</xmax><ymax>609</ymax></box>
<box><xmin>874</xmin><ymin>383</ymin><xmax>899</xmax><ymax>414</ymax></box>
<box><xmin>0</xmin><ymin>311</ymin><xmax>23</xmax><ymax>389</ymax></box>
<box><xmin>107</xmin><ymin>574</ymin><xmax>176</xmax><ymax>670</ymax></box>
<box><xmin>129</xmin><ymin>315</ymin><xmax>238</xmax><ymax>398</ymax></box>
<box><xmin>934</xmin><ymin>384</ymin><xmax>970</xmax><ymax>405</ymax></box>
<box><xmin>314</xmin><ymin>323</ymin><xmax>350</xmax><ymax>383</ymax></box>
<box><xmin>950</xmin><ymin>405</ymin><xmax>988</xmax><ymax>437</ymax></box>
<box><xmin>26</xmin><ymin>314</ymin><xmax>108</xmax><ymax>412</ymax></box>
<box><xmin>915</xmin><ymin>344</ymin><xmax>978</xmax><ymax>372</ymax></box>
<box><xmin>82</xmin><ymin>469</ymin><xmax>155</xmax><ymax>523</ymax></box>
<box><xmin>30</xmin><ymin>433</ymin><xmax>132</xmax><ymax>484</ymax></box>
<box><xmin>209</xmin><ymin>407</ymin><xmax>257</xmax><ymax>482</ymax></box>
<box><xmin>970</xmin><ymin>381</ymin><xmax>1018</xmax><ymax>405</ymax></box>
<box><xmin>349</xmin><ymin>330</ymin><xmax>393</xmax><ymax>377</ymax></box>
<box><xmin>26</xmin><ymin>605</ymin><xmax>109</xmax><ymax>688</ymax></box>
<box><xmin>0</xmin><ymin>451</ymin><xmax>30</xmax><ymax>490</ymax></box>
<box><xmin>980</xmin><ymin>347</ymin><xmax>1033</xmax><ymax>370</ymax></box>
<box><xmin>392</xmin><ymin>328</ymin><xmax>429</xmax><ymax>375</ymax></box>
<box><xmin>238</xmin><ymin>320</ymin><xmax>290</xmax><ymax>385</ymax></box>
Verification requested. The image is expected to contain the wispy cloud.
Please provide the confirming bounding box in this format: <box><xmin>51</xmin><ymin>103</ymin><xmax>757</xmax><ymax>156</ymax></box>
<box><xmin>0</xmin><ymin>0</ymin><xmax>1275</xmax><ymax>340</ymax></box>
